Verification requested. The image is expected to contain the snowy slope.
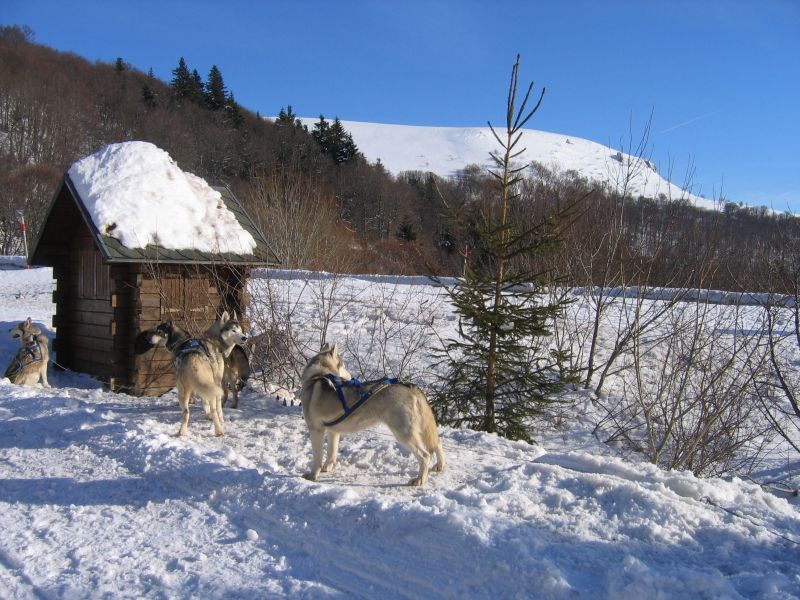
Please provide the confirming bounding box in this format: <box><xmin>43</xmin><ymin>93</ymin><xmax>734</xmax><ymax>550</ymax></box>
<box><xmin>293</xmin><ymin>118</ymin><xmax>716</xmax><ymax>210</ymax></box>
<box><xmin>1</xmin><ymin>268</ymin><xmax>799</xmax><ymax>598</ymax></box>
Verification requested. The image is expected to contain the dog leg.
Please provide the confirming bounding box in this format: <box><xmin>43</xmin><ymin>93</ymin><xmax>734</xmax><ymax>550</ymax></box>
<box><xmin>303</xmin><ymin>427</ymin><xmax>325</xmax><ymax>481</ymax></box>
<box><xmin>210</xmin><ymin>393</ymin><xmax>224</xmax><ymax>437</ymax></box>
<box><xmin>231</xmin><ymin>386</ymin><xmax>238</xmax><ymax>410</ymax></box>
<box><xmin>177</xmin><ymin>385</ymin><xmax>191</xmax><ymax>437</ymax></box>
<box><xmin>41</xmin><ymin>367</ymin><xmax>51</xmax><ymax>389</ymax></box>
<box><xmin>404</xmin><ymin>435</ymin><xmax>431</xmax><ymax>487</ymax></box>
<box><xmin>322</xmin><ymin>431</ymin><xmax>339</xmax><ymax>473</ymax></box>
<box><xmin>433</xmin><ymin>441</ymin><xmax>446</xmax><ymax>473</ymax></box>
<box><xmin>221</xmin><ymin>382</ymin><xmax>229</xmax><ymax>408</ymax></box>
<box><xmin>201</xmin><ymin>396</ymin><xmax>213</xmax><ymax>421</ymax></box>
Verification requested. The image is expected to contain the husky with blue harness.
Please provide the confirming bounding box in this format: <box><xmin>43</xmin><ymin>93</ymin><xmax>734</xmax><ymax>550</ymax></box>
<box><xmin>5</xmin><ymin>317</ymin><xmax>50</xmax><ymax>387</ymax></box>
<box><xmin>300</xmin><ymin>343</ymin><xmax>446</xmax><ymax>486</ymax></box>
<box><xmin>146</xmin><ymin>312</ymin><xmax>247</xmax><ymax>437</ymax></box>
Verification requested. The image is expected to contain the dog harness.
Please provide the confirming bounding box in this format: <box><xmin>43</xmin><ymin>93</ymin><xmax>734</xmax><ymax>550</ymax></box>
<box><xmin>171</xmin><ymin>338</ymin><xmax>212</xmax><ymax>366</ymax></box>
<box><xmin>5</xmin><ymin>339</ymin><xmax>44</xmax><ymax>379</ymax></box>
<box><xmin>321</xmin><ymin>374</ymin><xmax>400</xmax><ymax>427</ymax></box>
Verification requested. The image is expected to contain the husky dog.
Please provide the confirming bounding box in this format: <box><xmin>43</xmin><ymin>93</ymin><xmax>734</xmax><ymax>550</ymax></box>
<box><xmin>221</xmin><ymin>342</ymin><xmax>252</xmax><ymax>409</ymax></box>
<box><xmin>148</xmin><ymin>312</ymin><xmax>247</xmax><ymax>437</ymax></box>
<box><xmin>5</xmin><ymin>318</ymin><xmax>51</xmax><ymax>387</ymax></box>
<box><xmin>300</xmin><ymin>343</ymin><xmax>445</xmax><ymax>486</ymax></box>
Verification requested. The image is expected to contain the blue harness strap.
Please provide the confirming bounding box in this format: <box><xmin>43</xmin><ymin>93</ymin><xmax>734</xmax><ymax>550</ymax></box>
<box><xmin>5</xmin><ymin>340</ymin><xmax>44</xmax><ymax>379</ymax></box>
<box><xmin>172</xmin><ymin>338</ymin><xmax>212</xmax><ymax>367</ymax></box>
<box><xmin>322</xmin><ymin>374</ymin><xmax>400</xmax><ymax>427</ymax></box>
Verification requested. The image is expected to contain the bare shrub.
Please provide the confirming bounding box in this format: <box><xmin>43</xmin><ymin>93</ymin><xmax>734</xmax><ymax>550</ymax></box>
<box><xmin>246</xmin><ymin>169</ymin><xmax>358</xmax><ymax>272</ymax></box>
<box><xmin>341</xmin><ymin>280</ymin><xmax>443</xmax><ymax>384</ymax></box>
<box><xmin>594</xmin><ymin>298</ymin><xmax>772</xmax><ymax>477</ymax></box>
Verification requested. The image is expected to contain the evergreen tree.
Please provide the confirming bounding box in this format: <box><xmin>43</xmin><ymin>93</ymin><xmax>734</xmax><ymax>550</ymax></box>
<box><xmin>430</xmin><ymin>56</ymin><xmax>587</xmax><ymax>442</ymax></box>
<box><xmin>329</xmin><ymin>117</ymin><xmax>359</xmax><ymax>163</ymax></box>
<box><xmin>205</xmin><ymin>65</ymin><xmax>227</xmax><ymax>111</ymax></box>
<box><xmin>170</xmin><ymin>57</ymin><xmax>203</xmax><ymax>104</ymax></box>
<box><xmin>311</xmin><ymin>114</ymin><xmax>331</xmax><ymax>150</ymax></box>
<box><xmin>396</xmin><ymin>216</ymin><xmax>417</xmax><ymax>242</ymax></box>
<box><xmin>141</xmin><ymin>84</ymin><xmax>157</xmax><ymax>108</ymax></box>
<box><xmin>312</xmin><ymin>115</ymin><xmax>359</xmax><ymax>164</ymax></box>
<box><xmin>190</xmin><ymin>69</ymin><xmax>204</xmax><ymax>103</ymax></box>
<box><xmin>142</xmin><ymin>68</ymin><xmax>158</xmax><ymax>108</ymax></box>
<box><xmin>225</xmin><ymin>93</ymin><xmax>244</xmax><ymax>127</ymax></box>
<box><xmin>276</xmin><ymin>105</ymin><xmax>305</xmax><ymax>129</ymax></box>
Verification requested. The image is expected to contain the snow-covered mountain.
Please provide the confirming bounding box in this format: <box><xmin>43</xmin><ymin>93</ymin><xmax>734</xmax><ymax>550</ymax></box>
<box><xmin>296</xmin><ymin>118</ymin><xmax>716</xmax><ymax>210</ymax></box>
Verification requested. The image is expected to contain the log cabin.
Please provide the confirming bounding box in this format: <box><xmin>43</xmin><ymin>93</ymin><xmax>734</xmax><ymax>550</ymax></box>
<box><xmin>29</xmin><ymin>168</ymin><xmax>279</xmax><ymax>396</ymax></box>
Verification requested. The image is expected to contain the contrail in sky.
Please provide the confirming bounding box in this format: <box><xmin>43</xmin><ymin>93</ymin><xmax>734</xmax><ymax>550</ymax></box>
<box><xmin>660</xmin><ymin>109</ymin><xmax>723</xmax><ymax>134</ymax></box>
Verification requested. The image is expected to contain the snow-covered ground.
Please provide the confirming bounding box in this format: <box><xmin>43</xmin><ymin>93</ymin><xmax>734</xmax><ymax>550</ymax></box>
<box><xmin>1</xmin><ymin>266</ymin><xmax>799</xmax><ymax>599</ymax></box>
<box><xmin>290</xmin><ymin>118</ymin><xmax>717</xmax><ymax>210</ymax></box>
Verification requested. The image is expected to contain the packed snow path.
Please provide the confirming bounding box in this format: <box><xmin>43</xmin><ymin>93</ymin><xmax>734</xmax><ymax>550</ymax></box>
<box><xmin>1</xmin><ymin>381</ymin><xmax>798</xmax><ymax>599</ymax></box>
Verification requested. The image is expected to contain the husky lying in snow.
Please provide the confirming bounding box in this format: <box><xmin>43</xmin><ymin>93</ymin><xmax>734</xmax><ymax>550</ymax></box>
<box><xmin>5</xmin><ymin>317</ymin><xmax>50</xmax><ymax>387</ymax></box>
<box><xmin>147</xmin><ymin>312</ymin><xmax>247</xmax><ymax>437</ymax></box>
<box><xmin>300</xmin><ymin>343</ymin><xmax>445</xmax><ymax>486</ymax></box>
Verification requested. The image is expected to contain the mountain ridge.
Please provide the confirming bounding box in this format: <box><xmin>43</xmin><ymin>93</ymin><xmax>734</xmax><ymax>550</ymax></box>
<box><xmin>294</xmin><ymin>117</ymin><xmax>716</xmax><ymax>210</ymax></box>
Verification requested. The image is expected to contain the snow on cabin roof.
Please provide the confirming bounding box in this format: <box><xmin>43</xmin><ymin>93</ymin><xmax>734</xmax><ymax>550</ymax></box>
<box><xmin>67</xmin><ymin>142</ymin><xmax>257</xmax><ymax>255</ymax></box>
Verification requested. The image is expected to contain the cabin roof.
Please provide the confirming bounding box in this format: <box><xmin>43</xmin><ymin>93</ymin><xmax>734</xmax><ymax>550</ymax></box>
<box><xmin>30</xmin><ymin>174</ymin><xmax>280</xmax><ymax>267</ymax></box>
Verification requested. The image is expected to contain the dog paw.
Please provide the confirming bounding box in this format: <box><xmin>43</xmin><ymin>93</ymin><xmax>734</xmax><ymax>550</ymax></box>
<box><xmin>407</xmin><ymin>477</ymin><xmax>426</xmax><ymax>487</ymax></box>
<box><xmin>321</xmin><ymin>462</ymin><xmax>336</xmax><ymax>473</ymax></box>
<box><xmin>433</xmin><ymin>463</ymin><xmax>445</xmax><ymax>473</ymax></box>
<box><xmin>303</xmin><ymin>472</ymin><xmax>319</xmax><ymax>482</ymax></box>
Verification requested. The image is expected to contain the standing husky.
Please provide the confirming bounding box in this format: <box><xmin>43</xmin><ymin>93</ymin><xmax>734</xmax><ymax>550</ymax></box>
<box><xmin>221</xmin><ymin>343</ymin><xmax>252</xmax><ymax>409</ymax></box>
<box><xmin>300</xmin><ymin>343</ymin><xmax>445</xmax><ymax>486</ymax></box>
<box><xmin>148</xmin><ymin>312</ymin><xmax>247</xmax><ymax>437</ymax></box>
<box><xmin>5</xmin><ymin>317</ymin><xmax>50</xmax><ymax>387</ymax></box>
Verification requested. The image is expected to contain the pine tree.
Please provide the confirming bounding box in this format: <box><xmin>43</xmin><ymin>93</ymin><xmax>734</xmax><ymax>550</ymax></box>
<box><xmin>225</xmin><ymin>93</ymin><xmax>244</xmax><ymax>127</ymax></box>
<box><xmin>312</xmin><ymin>116</ymin><xmax>359</xmax><ymax>164</ymax></box>
<box><xmin>205</xmin><ymin>65</ymin><xmax>227</xmax><ymax>111</ymax></box>
<box><xmin>396</xmin><ymin>217</ymin><xmax>417</xmax><ymax>242</ymax></box>
<box><xmin>141</xmin><ymin>68</ymin><xmax>157</xmax><ymax>109</ymax></box>
<box><xmin>311</xmin><ymin>114</ymin><xmax>331</xmax><ymax>151</ymax></box>
<box><xmin>276</xmin><ymin>105</ymin><xmax>304</xmax><ymax>129</ymax></box>
<box><xmin>431</xmin><ymin>56</ymin><xmax>587</xmax><ymax>442</ymax></box>
<box><xmin>190</xmin><ymin>69</ymin><xmax>204</xmax><ymax>103</ymax></box>
<box><xmin>329</xmin><ymin>118</ymin><xmax>359</xmax><ymax>163</ymax></box>
<box><xmin>170</xmin><ymin>57</ymin><xmax>203</xmax><ymax>105</ymax></box>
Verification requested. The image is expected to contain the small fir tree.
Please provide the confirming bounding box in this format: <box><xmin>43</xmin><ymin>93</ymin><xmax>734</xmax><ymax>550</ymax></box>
<box><xmin>225</xmin><ymin>93</ymin><xmax>244</xmax><ymax>127</ymax></box>
<box><xmin>276</xmin><ymin>105</ymin><xmax>305</xmax><ymax>129</ymax></box>
<box><xmin>396</xmin><ymin>217</ymin><xmax>417</xmax><ymax>242</ymax></box>
<box><xmin>170</xmin><ymin>57</ymin><xmax>204</xmax><ymax>105</ymax></box>
<box><xmin>312</xmin><ymin>115</ymin><xmax>359</xmax><ymax>164</ymax></box>
<box><xmin>431</xmin><ymin>56</ymin><xmax>587</xmax><ymax>442</ymax></box>
<box><xmin>205</xmin><ymin>65</ymin><xmax>227</xmax><ymax>111</ymax></box>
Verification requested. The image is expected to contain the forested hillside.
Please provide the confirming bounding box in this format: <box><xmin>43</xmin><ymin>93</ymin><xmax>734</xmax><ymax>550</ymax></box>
<box><xmin>1</xmin><ymin>25</ymin><xmax>797</xmax><ymax>292</ymax></box>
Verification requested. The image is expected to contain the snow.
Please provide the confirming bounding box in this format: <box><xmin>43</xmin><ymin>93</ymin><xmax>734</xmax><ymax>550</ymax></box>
<box><xmin>67</xmin><ymin>142</ymin><xmax>256</xmax><ymax>254</ymax></box>
<box><xmin>291</xmin><ymin>118</ymin><xmax>718</xmax><ymax>211</ymax></box>
<box><xmin>1</xmin><ymin>266</ymin><xmax>799</xmax><ymax>599</ymax></box>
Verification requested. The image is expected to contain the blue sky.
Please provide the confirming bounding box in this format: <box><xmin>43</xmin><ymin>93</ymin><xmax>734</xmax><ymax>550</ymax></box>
<box><xmin>5</xmin><ymin>0</ymin><xmax>799</xmax><ymax>210</ymax></box>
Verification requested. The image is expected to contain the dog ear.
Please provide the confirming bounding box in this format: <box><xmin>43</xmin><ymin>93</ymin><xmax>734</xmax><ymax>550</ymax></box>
<box><xmin>331</xmin><ymin>343</ymin><xmax>338</xmax><ymax>356</ymax></box>
<box><xmin>220</xmin><ymin>310</ymin><xmax>230</xmax><ymax>324</ymax></box>
<box><xmin>320</xmin><ymin>342</ymin><xmax>331</xmax><ymax>353</ymax></box>
<box><xmin>24</xmin><ymin>317</ymin><xmax>31</xmax><ymax>327</ymax></box>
